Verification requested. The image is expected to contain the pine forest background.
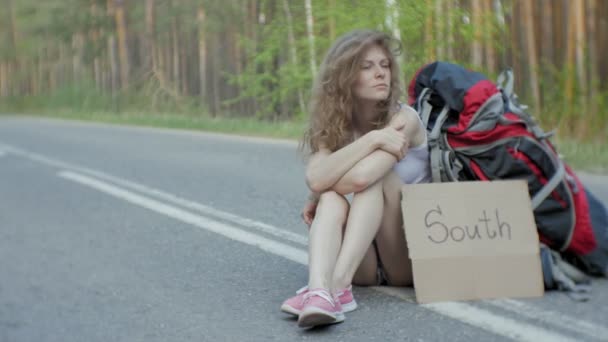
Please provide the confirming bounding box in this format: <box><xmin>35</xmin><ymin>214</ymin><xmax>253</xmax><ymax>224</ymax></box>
<box><xmin>1</xmin><ymin>0</ymin><xmax>606</xmax><ymax>142</ymax></box>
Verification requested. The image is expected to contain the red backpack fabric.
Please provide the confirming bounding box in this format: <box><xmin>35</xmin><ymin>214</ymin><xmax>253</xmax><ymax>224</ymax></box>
<box><xmin>407</xmin><ymin>61</ymin><xmax>596</xmax><ymax>255</ymax></box>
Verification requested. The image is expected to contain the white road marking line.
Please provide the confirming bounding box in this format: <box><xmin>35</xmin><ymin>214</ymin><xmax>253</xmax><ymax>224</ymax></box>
<box><xmin>0</xmin><ymin>142</ymin><xmax>307</xmax><ymax>246</ymax></box>
<box><xmin>375</xmin><ymin>287</ymin><xmax>580</xmax><ymax>342</ymax></box>
<box><xmin>488</xmin><ymin>298</ymin><xmax>608</xmax><ymax>341</ymax></box>
<box><xmin>423</xmin><ymin>302</ymin><xmax>577</xmax><ymax>342</ymax></box>
<box><xmin>58</xmin><ymin>170</ymin><xmax>308</xmax><ymax>265</ymax></box>
<box><xmin>58</xmin><ymin>169</ymin><xmax>581</xmax><ymax>342</ymax></box>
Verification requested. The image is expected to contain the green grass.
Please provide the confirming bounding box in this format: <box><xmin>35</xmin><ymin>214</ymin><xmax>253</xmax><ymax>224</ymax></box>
<box><xmin>1</xmin><ymin>109</ymin><xmax>606</xmax><ymax>174</ymax></box>
<box><xmin>552</xmin><ymin>138</ymin><xmax>608</xmax><ymax>175</ymax></box>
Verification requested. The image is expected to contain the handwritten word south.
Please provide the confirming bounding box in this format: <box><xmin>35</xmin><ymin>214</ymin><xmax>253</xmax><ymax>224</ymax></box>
<box><xmin>423</xmin><ymin>206</ymin><xmax>512</xmax><ymax>244</ymax></box>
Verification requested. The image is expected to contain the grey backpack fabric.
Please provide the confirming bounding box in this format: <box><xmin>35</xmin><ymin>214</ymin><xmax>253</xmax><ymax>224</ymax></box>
<box><xmin>540</xmin><ymin>244</ymin><xmax>591</xmax><ymax>301</ymax></box>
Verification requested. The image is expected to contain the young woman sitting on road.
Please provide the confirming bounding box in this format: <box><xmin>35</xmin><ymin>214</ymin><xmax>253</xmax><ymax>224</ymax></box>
<box><xmin>280</xmin><ymin>29</ymin><xmax>431</xmax><ymax>328</ymax></box>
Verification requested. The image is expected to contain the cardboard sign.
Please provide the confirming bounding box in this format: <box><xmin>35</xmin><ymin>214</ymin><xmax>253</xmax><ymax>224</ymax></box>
<box><xmin>401</xmin><ymin>180</ymin><xmax>544</xmax><ymax>303</ymax></box>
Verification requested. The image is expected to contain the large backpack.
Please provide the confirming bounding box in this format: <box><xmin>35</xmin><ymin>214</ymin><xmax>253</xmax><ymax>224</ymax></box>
<box><xmin>407</xmin><ymin>61</ymin><xmax>607</xmax><ymax>278</ymax></box>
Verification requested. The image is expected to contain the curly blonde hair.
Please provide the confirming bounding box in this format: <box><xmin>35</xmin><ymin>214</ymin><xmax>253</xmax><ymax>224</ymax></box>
<box><xmin>301</xmin><ymin>30</ymin><xmax>403</xmax><ymax>156</ymax></box>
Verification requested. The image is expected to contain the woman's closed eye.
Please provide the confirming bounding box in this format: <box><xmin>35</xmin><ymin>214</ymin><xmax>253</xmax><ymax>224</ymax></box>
<box><xmin>361</xmin><ymin>62</ymin><xmax>390</xmax><ymax>70</ymax></box>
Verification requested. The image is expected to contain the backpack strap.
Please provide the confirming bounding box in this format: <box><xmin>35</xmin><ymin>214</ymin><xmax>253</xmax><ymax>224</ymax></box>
<box><xmin>540</xmin><ymin>244</ymin><xmax>592</xmax><ymax>301</ymax></box>
<box><xmin>496</xmin><ymin>68</ymin><xmax>514</xmax><ymax>98</ymax></box>
<box><xmin>427</xmin><ymin>104</ymin><xmax>451</xmax><ymax>183</ymax></box>
<box><xmin>496</xmin><ymin>69</ymin><xmax>554</xmax><ymax>140</ymax></box>
<box><xmin>531</xmin><ymin>157</ymin><xmax>566</xmax><ymax>209</ymax></box>
<box><xmin>417</xmin><ymin>87</ymin><xmax>433</xmax><ymax>128</ymax></box>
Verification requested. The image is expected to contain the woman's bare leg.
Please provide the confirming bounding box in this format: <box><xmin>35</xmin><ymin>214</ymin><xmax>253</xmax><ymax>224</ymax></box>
<box><xmin>375</xmin><ymin>171</ymin><xmax>413</xmax><ymax>286</ymax></box>
<box><xmin>351</xmin><ymin>245</ymin><xmax>379</xmax><ymax>286</ymax></box>
<box><xmin>332</xmin><ymin>180</ymin><xmax>385</xmax><ymax>290</ymax></box>
<box><xmin>308</xmin><ymin>191</ymin><xmax>349</xmax><ymax>291</ymax></box>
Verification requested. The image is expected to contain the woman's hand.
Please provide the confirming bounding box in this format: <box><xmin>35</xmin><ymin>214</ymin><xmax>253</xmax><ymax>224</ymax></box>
<box><xmin>301</xmin><ymin>194</ymin><xmax>319</xmax><ymax>227</ymax></box>
<box><xmin>371</xmin><ymin>125</ymin><xmax>409</xmax><ymax>160</ymax></box>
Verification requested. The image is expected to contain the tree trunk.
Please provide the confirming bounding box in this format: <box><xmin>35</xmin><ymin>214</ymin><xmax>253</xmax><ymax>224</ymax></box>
<box><xmin>248</xmin><ymin>0</ymin><xmax>259</xmax><ymax>116</ymax></box>
<box><xmin>72</xmin><ymin>33</ymin><xmax>85</xmax><ymax>83</ymax></box>
<box><xmin>446</xmin><ymin>0</ymin><xmax>454</xmax><ymax>60</ymax></box>
<box><xmin>574</xmin><ymin>0</ymin><xmax>586</xmax><ymax>99</ymax></box>
<box><xmin>114</xmin><ymin>0</ymin><xmax>130</xmax><ymax>88</ymax></box>
<box><xmin>58</xmin><ymin>44</ymin><xmax>68</xmax><ymax>88</ymax></box>
<box><xmin>471</xmin><ymin>0</ymin><xmax>483</xmax><ymax>68</ymax></box>
<box><xmin>434</xmin><ymin>0</ymin><xmax>444</xmax><ymax>60</ymax></box>
<box><xmin>540</xmin><ymin>0</ymin><xmax>553</xmax><ymax>65</ymax></box>
<box><xmin>586</xmin><ymin>0</ymin><xmax>598</xmax><ymax>135</ymax></box>
<box><xmin>89</xmin><ymin>1</ymin><xmax>102</xmax><ymax>91</ymax></box>
<box><xmin>48</xmin><ymin>45</ymin><xmax>56</xmax><ymax>92</ymax></box>
<box><xmin>597</xmin><ymin>1</ymin><xmax>607</xmax><ymax>89</ymax></box>
<box><xmin>521</xmin><ymin>0</ymin><xmax>540</xmax><ymax>111</ymax></box>
<box><xmin>0</xmin><ymin>62</ymin><xmax>7</xmax><ymax>97</ymax></box>
<box><xmin>481</xmin><ymin>0</ymin><xmax>495</xmax><ymax>72</ymax></box>
<box><xmin>304</xmin><ymin>0</ymin><xmax>317</xmax><ymax>77</ymax></box>
<box><xmin>144</xmin><ymin>0</ymin><xmax>156</xmax><ymax>73</ymax></box>
<box><xmin>211</xmin><ymin>34</ymin><xmax>221</xmax><ymax>117</ymax></box>
<box><xmin>179</xmin><ymin>22</ymin><xmax>188</xmax><ymax>95</ymax></box>
<box><xmin>573</xmin><ymin>0</ymin><xmax>587</xmax><ymax>137</ymax></box>
<box><xmin>328</xmin><ymin>0</ymin><xmax>336</xmax><ymax>41</ymax></box>
<box><xmin>197</xmin><ymin>6</ymin><xmax>207</xmax><ymax>106</ymax></box>
<box><xmin>385</xmin><ymin>0</ymin><xmax>401</xmax><ymax>41</ymax></box>
<box><xmin>157</xmin><ymin>43</ymin><xmax>164</xmax><ymax>83</ymax></box>
<box><xmin>108</xmin><ymin>35</ymin><xmax>120</xmax><ymax>104</ymax></box>
<box><xmin>30</xmin><ymin>60</ymin><xmax>36</xmax><ymax>94</ymax></box>
<box><xmin>163</xmin><ymin>34</ymin><xmax>172</xmax><ymax>86</ymax></box>
<box><xmin>425</xmin><ymin>4</ymin><xmax>434</xmax><ymax>61</ymax></box>
<box><xmin>282</xmin><ymin>0</ymin><xmax>306</xmax><ymax>116</ymax></box>
<box><xmin>385</xmin><ymin>0</ymin><xmax>403</xmax><ymax>64</ymax></box>
<box><xmin>6</xmin><ymin>0</ymin><xmax>18</xmax><ymax>62</ymax></box>
<box><xmin>172</xmin><ymin>12</ymin><xmax>181</xmax><ymax>94</ymax></box>
<box><xmin>4</xmin><ymin>0</ymin><xmax>18</xmax><ymax>96</ymax></box>
<box><xmin>233</xmin><ymin>27</ymin><xmax>246</xmax><ymax>115</ymax></box>
<box><xmin>492</xmin><ymin>0</ymin><xmax>506</xmax><ymax>66</ymax></box>
<box><xmin>553</xmin><ymin>0</ymin><xmax>567</xmax><ymax>68</ymax></box>
<box><xmin>94</xmin><ymin>58</ymin><xmax>101</xmax><ymax>90</ymax></box>
<box><xmin>564</xmin><ymin>0</ymin><xmax>576</xmax><ymax>115</ymax></box>
<box><xmin>101</xmin><ymin>52</ymin><xmax>109</xmax><ymax>92</ymax></box>
<box><xmin>36</xmin><ymin>51</ymin><xmax>44</xmax><ymax>94</ymax></box>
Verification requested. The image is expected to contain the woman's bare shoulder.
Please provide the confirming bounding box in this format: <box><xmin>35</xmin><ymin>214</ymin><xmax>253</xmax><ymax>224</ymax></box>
<box><xmin>390</xmin><ymin>103</ymin><xmax>419</xmax><ymax>126</ymax></box>
<box><xmin>392</xmin><ymin>103</ymin><xmax>425</xmax><ymax>146</ymax></box>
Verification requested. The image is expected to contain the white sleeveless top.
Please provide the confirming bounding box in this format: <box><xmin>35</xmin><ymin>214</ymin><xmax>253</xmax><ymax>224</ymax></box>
<box><xmin>393</xmin><ymin>109</ymin><xmax>432</xmax><ymax>184</ymax></box>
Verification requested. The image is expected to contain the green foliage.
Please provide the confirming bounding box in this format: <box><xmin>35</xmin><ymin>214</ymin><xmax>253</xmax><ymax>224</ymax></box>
<box><xmin>1</xmin><ymin>0</ymin><xmax>606</xmax><ymax>144</ymax></box>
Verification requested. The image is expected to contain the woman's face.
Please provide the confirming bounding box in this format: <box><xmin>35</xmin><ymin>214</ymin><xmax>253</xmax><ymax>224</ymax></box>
<box><xmin>352</xmin><ymin>45</ymin><xmax>391</xmax><ymax>102</ymax></box>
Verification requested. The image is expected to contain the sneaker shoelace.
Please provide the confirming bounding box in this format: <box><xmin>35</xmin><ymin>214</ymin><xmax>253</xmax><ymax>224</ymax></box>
<box><xmin>303</xmin><ymin>289</ymin><xmax>336</xmax><ymax>306</ymax></box>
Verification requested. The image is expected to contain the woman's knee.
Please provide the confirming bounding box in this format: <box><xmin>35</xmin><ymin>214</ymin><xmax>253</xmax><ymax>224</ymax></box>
<box><xmin>381</xmin><ymin>171</ymin><xmax>403</xmax><ymax>201</ymax></box>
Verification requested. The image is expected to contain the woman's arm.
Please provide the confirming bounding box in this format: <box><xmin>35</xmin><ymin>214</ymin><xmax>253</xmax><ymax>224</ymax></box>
<box><xmin>331</xmin><ymin>107</ymin><xmax>424</xmax><ymax>194</ymax></box>
<box><xmin>305</xmin><ymin>132</ymin><xmax>380</xmax><ymax>194</ymax></box>
<box><xmin>399</xmin><ymin>105</ymin><xmax>425</xmax><ymax>148</ymax></box>
<box><xmin>305</xmin><ymin>121</ymin><xmax>407</xmax><ymax>193</ymax></box>
<box><xmin>330</xmin><ymin>149</ymin><xmax>399</xmax><ymax>194</ymax></box>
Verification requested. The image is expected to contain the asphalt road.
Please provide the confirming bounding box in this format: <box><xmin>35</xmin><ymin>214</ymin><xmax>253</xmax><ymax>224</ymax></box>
<box><xmin>1</xmin><ymin>116</ymin><xmax>607</xmax><ymax>342</ymax></box>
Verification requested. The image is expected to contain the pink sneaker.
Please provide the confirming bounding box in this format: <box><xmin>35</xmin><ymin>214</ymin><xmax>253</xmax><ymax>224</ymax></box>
<box><xmin>280</xmin><ymin>285</ymin><xmax>357</xmax><ymax>316</ymax></box>
<box><xmin>297</xmin><ymin>288</ymin><xmax>345</xmax><ymax>328</ymax></box>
